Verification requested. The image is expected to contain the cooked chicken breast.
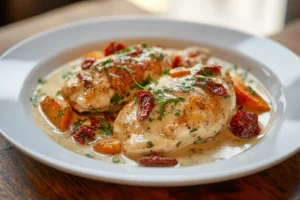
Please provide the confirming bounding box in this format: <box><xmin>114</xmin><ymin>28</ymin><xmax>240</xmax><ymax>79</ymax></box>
<box><xmin>61</xmin><ymin>44</ymin><xmax>210</xmax><ymax>113</ymax></box>
<box><xmin>114</xmin><ymin>65</ymin><xmax>236</xmax><ymax>156</ymax></box>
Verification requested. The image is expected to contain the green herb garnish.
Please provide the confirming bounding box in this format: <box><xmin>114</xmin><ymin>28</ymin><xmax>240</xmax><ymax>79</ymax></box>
<box><xmin>193</xmin><ymin>136</ymin><xmax>202</xmax><ymax>144</ymax></box>
<box><xmin>71</xmin><ymin>119</ymin><xmax>87</xmax><ymax>131</ymax></box>
<box><xmin>112</xmin><ymin>156</ymin><xmax>120</xmax><ymax>163</ymax></box>
<box><xmin>99</xmin><ymin>119</ymin><xmax>113</xmax><ymax>135</ymax></box>
<box><xmin>176</xmin><ymin>141</ymin><xmax>182</xmax><ymax>147</ymax></box>
<box><xmin>110</xmin><ymin>93</ymin><xmax>123</xmax><ymax>104</ymax></box>
<box><xmin>38</xmin><ymin>78</ymin><xmax>47</xmax><ymax>84</ymax></box>
<box><xmin>248</xmin><ymin>86</ymin><xmax>256</xmax><ymax>95</ymax></box>
<box><xmin>85</xmin><ymin>154</ymin><xmax>94</xmax><ymax>158</ymax></box>
<box><xmin>146</xmin><ymin>141</ymin><xmax>154</xmax><ymax>148</ymax></box>
<box><xmin>224</xmin><ymin>94</ymin><xmax>231</xmax><ymax>99</ymax></box>
<box><xmin>190</xmin><ymin>128</ymin><xmax>198</xmax><ymax>133</ymax></box>
<box><xmin>162</xmin><ymin>69</ymin><xmax>170</xmax><ymax>75</ymax></box>
<box><xmin>56</xmin><ymin>90</ymin><xmax>61</xmax><ymax>96</ymax></box>
<box><xmin>61</xmin><ymin>72</ymin><xmax>72</xmax><ymax>79</ymax></box>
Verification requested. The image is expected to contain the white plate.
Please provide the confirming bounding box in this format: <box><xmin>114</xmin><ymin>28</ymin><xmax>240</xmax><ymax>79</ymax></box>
<box><xmin>0</xmin><ymin>16</ymin><xmax>299</xmax><ymax>186</ymax></box>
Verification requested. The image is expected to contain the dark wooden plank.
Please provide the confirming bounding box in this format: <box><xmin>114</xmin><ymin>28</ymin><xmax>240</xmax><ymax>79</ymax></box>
<box><xmin>0</xmin><ymin>135</ymin><xmax>299</xmax><ymax>200</ymax></box>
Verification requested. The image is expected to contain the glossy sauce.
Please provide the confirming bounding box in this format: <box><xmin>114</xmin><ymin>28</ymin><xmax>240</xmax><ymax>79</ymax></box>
<box><xmin>32</xmin><ymin>40</ymin><xmax>273</xmax><ymax>166</ymax></box>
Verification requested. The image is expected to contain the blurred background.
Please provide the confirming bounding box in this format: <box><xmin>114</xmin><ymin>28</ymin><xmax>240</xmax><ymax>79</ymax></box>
<box><xmin>0</xmin><ymin>0</ymin><xmax>299</xmax><ymax>36</ymax></box>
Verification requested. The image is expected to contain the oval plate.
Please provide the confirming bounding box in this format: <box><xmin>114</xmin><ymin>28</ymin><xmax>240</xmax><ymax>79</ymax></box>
<box><xmin>0</xmin><ymin>17</ymin><xmax>299</xmax><ymax>186</ymax></box>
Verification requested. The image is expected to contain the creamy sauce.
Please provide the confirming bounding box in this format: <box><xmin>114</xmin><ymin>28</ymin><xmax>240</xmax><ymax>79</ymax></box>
<box><xmin>32</xmin><ymin>41</ymin><xmax>273</xmax><ymax>167</ymax></box>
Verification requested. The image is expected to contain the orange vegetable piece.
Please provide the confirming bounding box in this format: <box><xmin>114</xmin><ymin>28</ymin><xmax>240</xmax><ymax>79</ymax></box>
<box><xmin>83</xmin><ymin>51</ymin><xmax>104</xmax><ymax>59</ymax></box>
<box><xmin>169</xmin><ymin>68</ymin><xmax>191</xmax><ymax>78</ymax></box>
<box><xmin>40</xmin><ymin>96</ymin><xmax>72</xmax><ymax>131</ymax></box>
<box><xmin>231</xmin><ymin>76</ymin><xmax>271</xmax><ymax>111</ymax></box>
<box><xmin>93</xmin><ymin>139</ymin><xmax>121</xmax><ymax>154</ymax></box>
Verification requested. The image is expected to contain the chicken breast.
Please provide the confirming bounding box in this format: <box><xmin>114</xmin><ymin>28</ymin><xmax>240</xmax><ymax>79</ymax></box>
<box><xmin>61</xmin><ymin>44</ymin><xmax>210</xmax><ymax>113</ymax></box>
<box><xmin>114</xmin><ymin>64</ymin><xmax>236</xmax><ymax>156</ymax></box>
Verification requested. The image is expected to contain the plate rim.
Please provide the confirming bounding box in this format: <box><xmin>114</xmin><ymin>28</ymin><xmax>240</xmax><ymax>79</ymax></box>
<box><xmin>0</xmin><ymin>16</ymin><xmax>299</xmax><ymax>186</ymax></box>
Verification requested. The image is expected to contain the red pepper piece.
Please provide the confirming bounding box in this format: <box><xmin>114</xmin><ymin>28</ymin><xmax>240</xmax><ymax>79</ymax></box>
<box><xmin>104</xmin><ymin>41</ymin><xmax>126</xmax><ymax>56</ymax></box>
<box><xmin>136</xmin><ymin>90</ymin><xmax>155</xmax><ymax>121</ymax></box>
<box><xmin>172</xmin><ymin>55</ymin><xmax>181</xmax><ymax>68</ymax></box>
<box><xmin>72</xmin><ymin>125</ymin><xmax>96</xmax><ymax>144</ymax></box>
<box><xmin>197</xmin><ymin>65</ymin><xmax>222</xmax><ymax>76</ymax></box>
<box><xmin>81</xmin><ymin>58</ymin><xmax>96</xmax><ymax>70</ymax></box>
<box><xmin>230</xmin><ymin>110</ymin><xmax>261</xmax><ymax>138</ymax></box>
<box><xmin>139</xmin><ymin>154</ymin><xmax>178</xmax><ymax>167</ymax></box>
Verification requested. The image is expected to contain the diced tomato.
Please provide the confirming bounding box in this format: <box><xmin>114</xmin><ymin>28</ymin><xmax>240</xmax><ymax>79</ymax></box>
<box><xmin>197</xmin><ymin>65</ymin><xmax>222</xmax><ymax>76</ymax></box>
<box><xmin>104</xmin><ymin>41</ymin><xmax>126</xmax><ymax>56</ymax></box>
<box><xmin>72</xmin><ymin>125</ymin><xmax>96</xmax><ymax>144</ymax></box>
<box><xmin>81</xmin><ymin>58</ymin><xmax>96</xmax><ymax>70</ymax></box>
<box><xmin>139</xmin><ymin>154</ymin><xmax>178</xmax><ymax>167</ymax></box>
<box><xmin>172</xmin><ymin>55</ymin><xmax>181</xmax><ymax>68</ymax></box>
<box><xmin>196</xmin><ymin>79</ymin><xmax>228</xmax><ymax>96</ymax></box>
<box><xmin>230</xmin><ymin>110</ymin><xmax>260</xmax><ymax>138</ymax></box>
<box><xmin>136</xmin><ymin>90</ymin><xmax>155</xmax><ymax>121</ymax></box>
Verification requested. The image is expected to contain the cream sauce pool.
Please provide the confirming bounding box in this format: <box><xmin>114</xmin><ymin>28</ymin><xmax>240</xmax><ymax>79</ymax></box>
<box><xmin>32</xmin><ymin>42</ymin><xmax>273</xmax><ymax>167</ymax></box>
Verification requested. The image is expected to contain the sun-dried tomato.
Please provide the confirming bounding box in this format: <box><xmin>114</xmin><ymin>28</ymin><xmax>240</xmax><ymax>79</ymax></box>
<box><xmin>77</xmin><ymin>73</ymin><xmax>92</xmax><ymax>88</ymax></box>
<box><xmin>126</xmin><ymin>46</ymin><xmax>143</xmax><ymax>56</ymax></box>
<box><xmin>81</xmin><ymin>58</ymin><xmax>96</xmax><ymax>70</ymax></box>
<box><xmin>230</xmin><ymin>110</ymin><xmax>260</xmax><ymax>138</ymax></box>
<box><xmin>139</xmin><ymin>154</ymin><xmax>178</xmax><ymax>167</ymax></box>
<box><xmin>77</xmin><ymin>73</ymin><xmax>83</xmax><ymax>80</ymax></box>
<box><xmin>136</xmin><ymin>90</ymin><xmax>155</xmax><ymax>121</ymax></box>
<box><xmin>197</xmin><ymin>65</ymin><xmax>222</xmax><ymax>76</ymax></box>
<box><xmin>172</xmin><ymin>55</ymin><xmax>181</xmax><ymax>68</ymax></box>
<box><xmin>104</xmin><ymin>41</ymin><xmax>126</xmax><ymax>56</ymax></box>
<box><xmin>197</xmin><ymin>79</ymin><xmax>227</xmax><ymax>96</ymax></box>
<box><xmin>72</xmin><ymin>125</ymin><xmax>96</xmax><ymax>144</ymax></box>
<box><xmin>89</xmin><ymin>116</ymin><xmax>99</xmax><ymax>126</ymax></box>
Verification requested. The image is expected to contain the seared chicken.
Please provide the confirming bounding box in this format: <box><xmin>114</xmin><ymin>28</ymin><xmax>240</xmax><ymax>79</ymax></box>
<box><xmin>114</xmin><ymin>65</ymin><xmax>236</xmax><ymax>156</ymax></box>
<box><xmin>61</xmin><ymin>44</ymin><xmax>210</xmax><ymax>113</ymax></box>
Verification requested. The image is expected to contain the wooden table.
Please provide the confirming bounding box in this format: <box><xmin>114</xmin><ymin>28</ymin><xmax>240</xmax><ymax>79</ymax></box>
<box><xmin>0</xmin><ymin>0</ymin><xmax>299</xmax><ymax>199</ymax></box>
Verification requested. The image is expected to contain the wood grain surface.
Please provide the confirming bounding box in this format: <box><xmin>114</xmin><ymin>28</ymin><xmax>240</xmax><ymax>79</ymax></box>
<box><xmin>0</xmin><ymin>1</ymin><xmax>299</xmax><ymax>199</ymax></box>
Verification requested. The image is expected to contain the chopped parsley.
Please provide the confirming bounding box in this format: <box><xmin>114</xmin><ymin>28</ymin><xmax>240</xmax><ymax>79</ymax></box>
<box><xmin>55</xmin><ymin>109</ymin><xmax>65</xmax><ymax>119</ymax></box>
<box><xmin>110</xmin><ymin>93</ymin><xmax>123</xmax><ymax>105</ymax></box>
<box><xmin>147</xmin><ymin>117</ymin><xmax>153</xmax><ymax>122</ymax></box>
<box><xmin>146</xmin><ymin>141</ymin><xmax>154</xmax><ymax>148</ymax></box>
<box><xmin>101</xmin><ymin>58</ymin><xmax>113</xmax><ymax>68</ymax></box>
<box><xmin>61</xmin><ymin>71</ymin><xmax>72</xmax><ymax>79</ymax></box>
<box><xmin>71</xmin><ymin>119</ymin><xmax>87</xmax><ymax>131</ymax></box>
<box><xmin>241</xmin><ymin>70</ymin><xmax>249</xmax><ymax>82</ymax></box>
<box><xmin>153</xmin><ymin>89</ymin><xmax>185</xmax><ymax>120</ymax></box>
<box><xmin>224</xmin><ymin>94</ymin><xmax>231</xmax><ymax>99</ymax></box>
<box><xmin>99</xmin><ymin>119</ymin><xmax>113</xmax><ymax>135</ymax></box>
<box><xmin>190</xmin><ymin>128</ymin><xmax>198</xmax><ymax>133</ymax></box>
<box><xmin>56</xmin><ymin>90</ymin><xmax>61</xmax><ymax>96</ymax></box>
<box><xmin>231</xmin><ymin>64</ymin><xmax>238</xmax><ymax>71</ymax></box>
<box><xmin>85</xmin><ymin>154</ymin><xmax>94</xmax><ymax>158</ymax></box>
<box><xmin>116</xmin><ymin>46</ymin><xmax>135</xmax><ymax>55</ymax></box>
<box><xmin>248</xmin><ymin>86</ymin><xmax>257</xmax><ymax>95</ymax></box>
<box><xmin>112</xmin><ymin>156</ymin><xmax>120</xmax><ymax>163</ymax></box>
<box><xmin>119</xmin><ymin>65</ymin><xmax>146</xmax><ymax>89</ymax></box>
<box><xmin>193</xmin><ymin>136</ymin><xmax>202</xmax><ymax>144</ymax></box>
<box><xmin>91</xmin><ymin>108</ymin><xmax>101</xmax><ymax>113</ymax></box>
<box><xmin>38</xmin><ymin>78</ymin><xmax>47</xmax><ymax>84</ymax></box>
<box><xmin>30</xmin><ymin>89</ymin><xmax>46</xmax><ymax>107</ymax></box>
<box><xmin>174</xmin><ymin>109</ymin><xmax>181</xmax><ymax>117</ymax></box>
<box><xmin>162</xmin><ymin>69</ymin><xmax>170</xmax><ymax>75</ymax></box>
<box><xmin>176</xmin><ymin>141</ymin><xmax>182</xmax><ymax>147</ymax></box>
<box><xmin>161</xmin><ymin>86</ymin><xmax>174</xmax><ymax>92</ymax></box>
<box><xmin>201</xmin><ymin>68</ymin><xmax>213</xmax><ymax>76</ymax></box>
<box><xmin>141</xmin><ymin>43</ymin><xmax>148</xmax><ymax>48</ymax></box>
<box><xmin>140</xmin><ymin>75</ymin><xmax>153</xmax><ymax>87</ymax></box>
